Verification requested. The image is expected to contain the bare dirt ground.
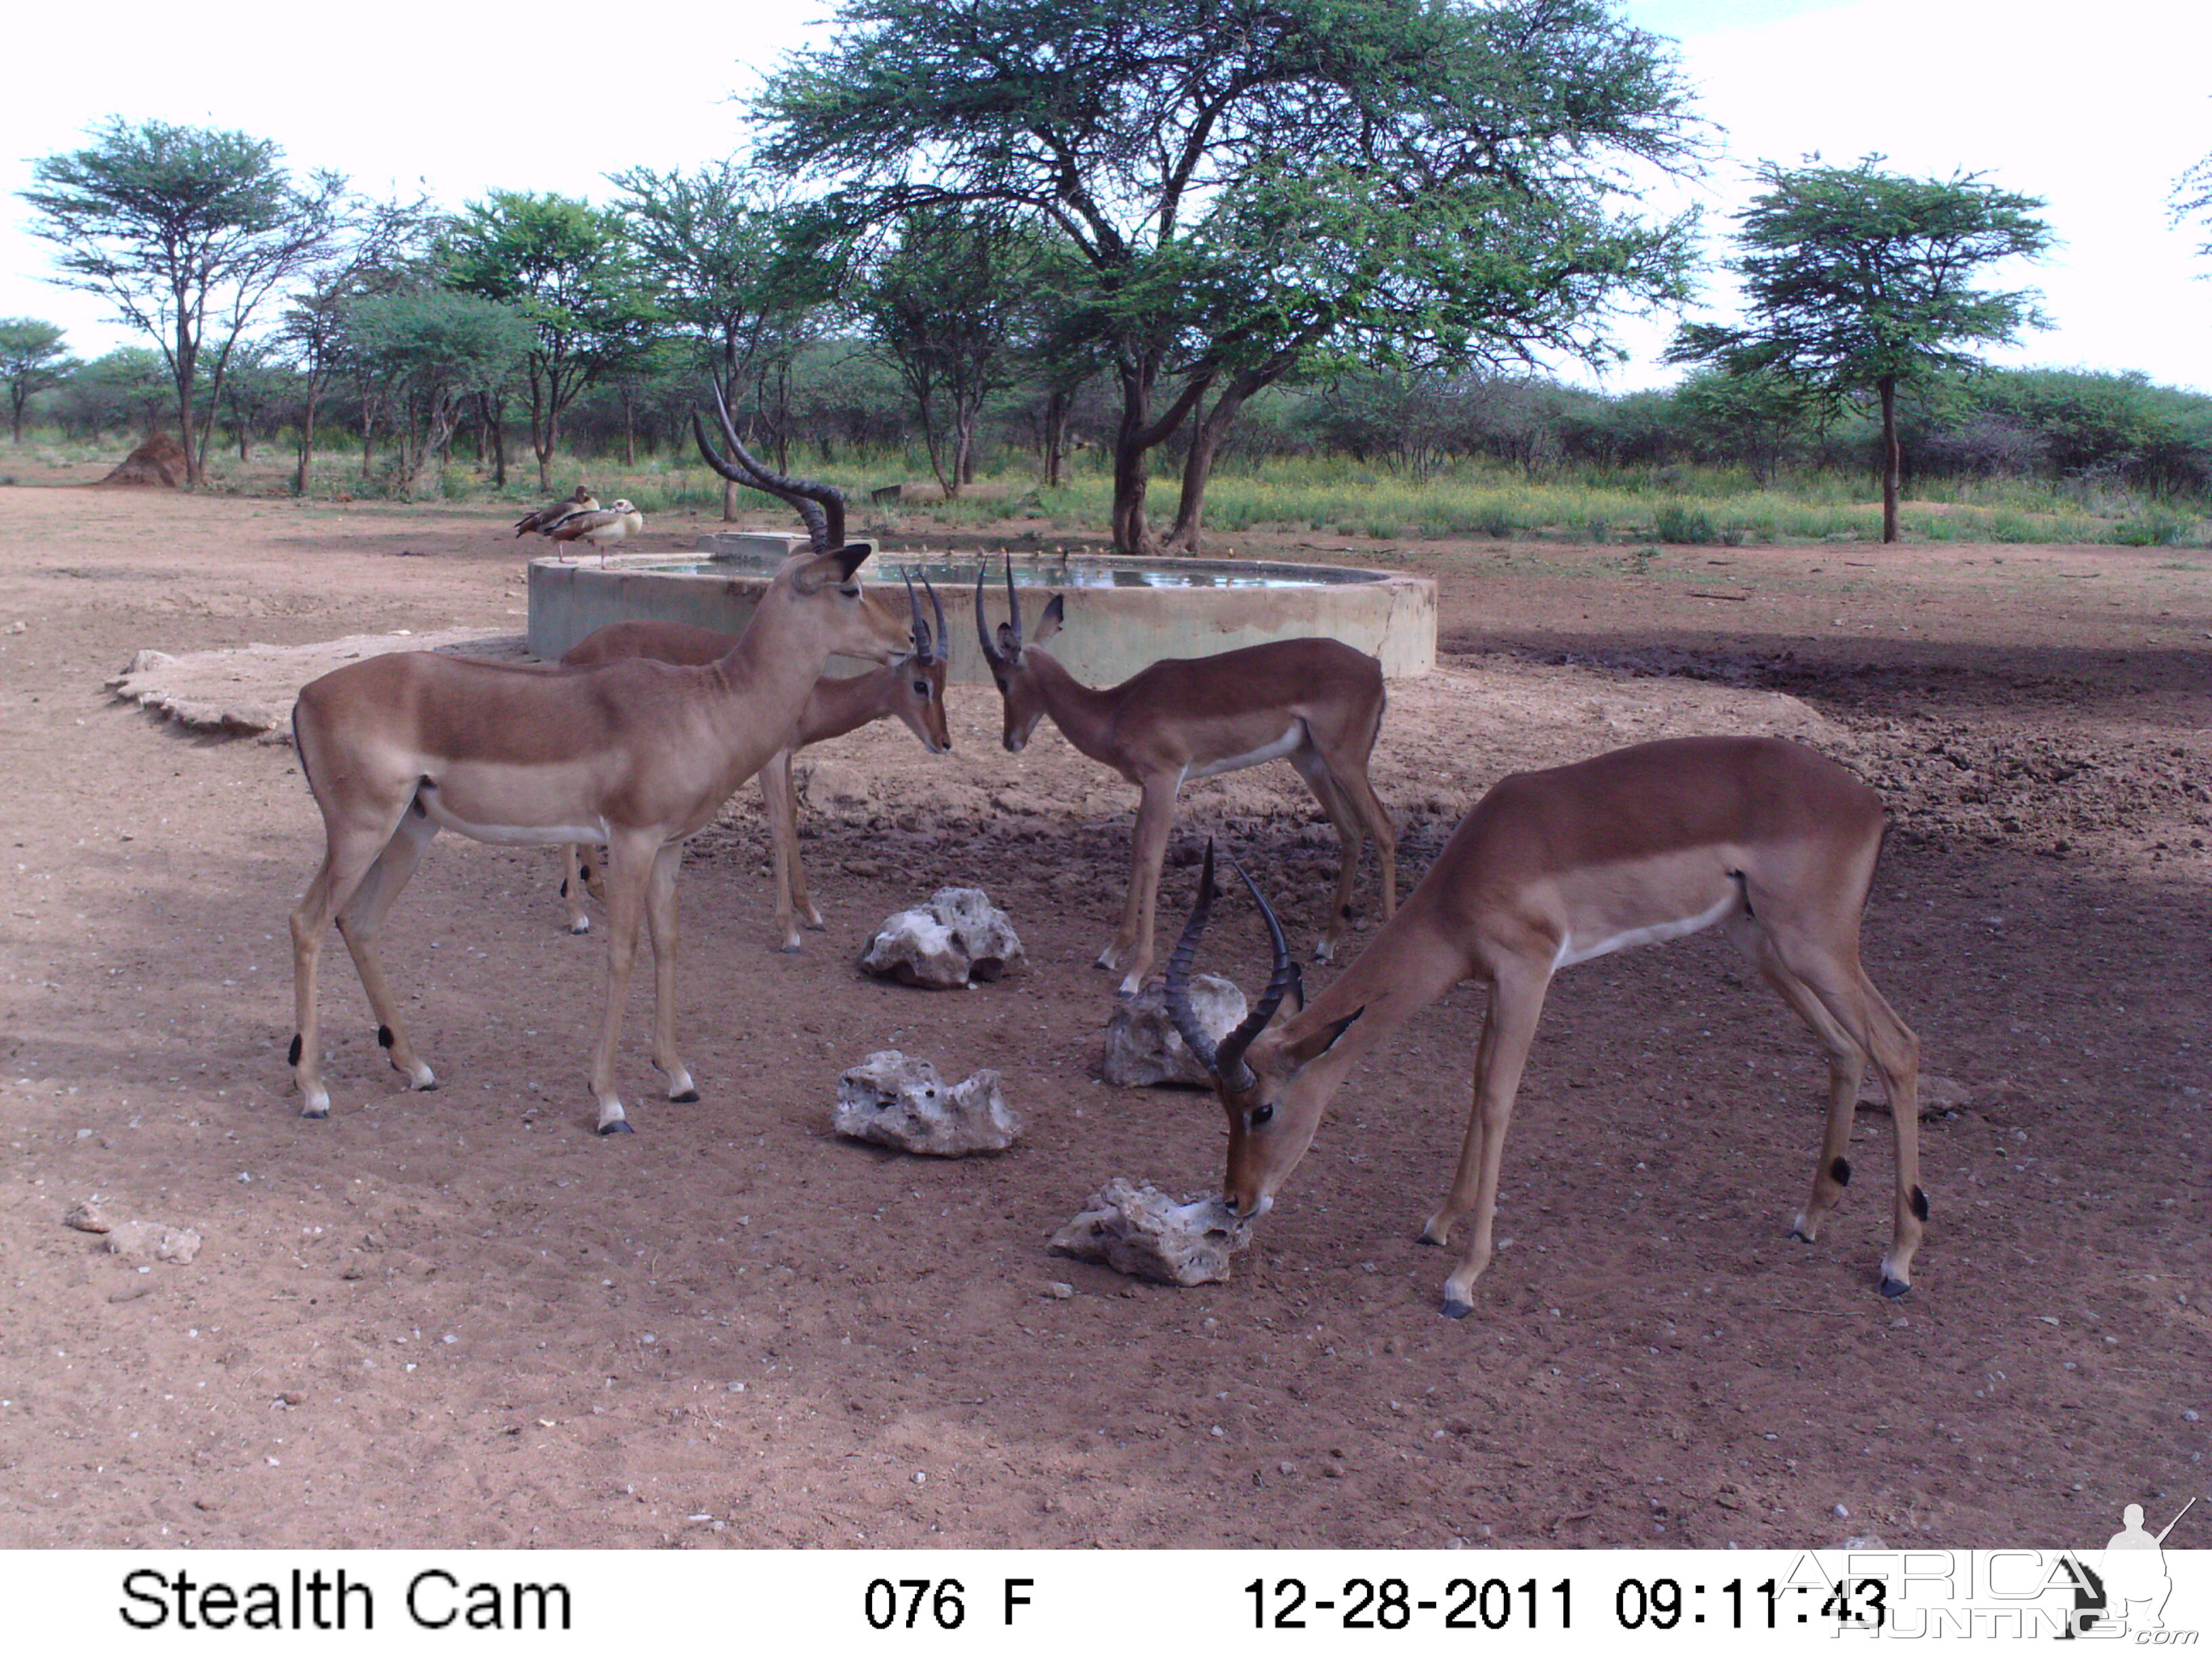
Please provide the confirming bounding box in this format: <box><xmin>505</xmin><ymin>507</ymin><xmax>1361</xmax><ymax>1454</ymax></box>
<box><xmin>0</xmin><ymin>478</ymin><xmax>2206</xmax><ymax>1551</ymax></box>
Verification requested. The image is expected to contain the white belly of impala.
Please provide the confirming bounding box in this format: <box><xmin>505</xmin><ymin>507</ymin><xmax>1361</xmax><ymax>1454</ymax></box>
<box><xmin>1553</xmin><ymin>887</ymin><xmax>1740</xmax><ymax>970</ymax></box>
<box><xmin>1187</xmin><ymin>724</ymin><xmax>1303</xmax><ymax>781</ymax></box>
<box><xmin>414</xmin><ymin>769</ymin><xmax>609</xmax><ymax>848</ymax></box>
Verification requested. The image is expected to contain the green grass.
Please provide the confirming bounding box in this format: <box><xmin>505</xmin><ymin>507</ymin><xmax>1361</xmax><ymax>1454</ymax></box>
<box><xmin>12</xmin><ymin>427</ymin><xmax>2207</xmax><ymax>548</ymax></box>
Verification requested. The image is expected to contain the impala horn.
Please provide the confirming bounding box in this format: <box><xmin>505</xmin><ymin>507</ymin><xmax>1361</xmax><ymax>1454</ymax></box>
<box><xmin>691</xmin><ymin>380</ymin><xmax>848</xmax><ymax>554</ymax></box>
<box><xmin>975</xmin><ymin>558</ymin><xmax>1020</xmax><ymax>674</ymax></box>
<box><xmin>903</xmin><ymin>569</ymin><xmax>946</xmax><ymax>665</ymax></box>
<box><xmin>1164</xmin><ymin>840</ymin><xmax>1300</xmax><ymax>1092</ymax></box>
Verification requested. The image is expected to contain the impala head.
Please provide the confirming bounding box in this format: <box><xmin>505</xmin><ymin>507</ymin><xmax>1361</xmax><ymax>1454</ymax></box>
<box><xmin>973</xmin><ymin>554</ymin><xmax>1063</xmax><ymax>753</ymax></box>
<box><xmin>895</xmin><ymin>570</ymin><xmax>953</xmax><ymax>754</ymax></box>
<box><xmin>693</xmin><ymin>387</ymin><xmax>909</xmax><ymax>664</ymax></box>
<box><xmin>1164</xmin><ymin>840</ymin><xmax>1363</xmax><ymax>1220</ymax></box>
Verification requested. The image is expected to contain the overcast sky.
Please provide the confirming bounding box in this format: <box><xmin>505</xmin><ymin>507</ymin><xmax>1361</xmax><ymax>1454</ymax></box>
<box><xmin>2</xmin><ymin>0</ymin><xmax>2205</xmax><ymax>392</ymax></box>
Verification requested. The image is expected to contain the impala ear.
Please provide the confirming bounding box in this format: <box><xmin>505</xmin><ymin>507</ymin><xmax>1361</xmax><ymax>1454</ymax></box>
<box><xmin>1282</xmin><ymin>1006</ymin><xmax>1361</xmax><ymax>1070</ymax></box>
<box><xmin>792</xmin><ymin>541</ymin><xmax>876</xmax><ymax>595</ymax></box>
<box><xmin>1033</xmin><ymin>592</ymin><xmax>1064</xmax><ymax>644</ymax></box>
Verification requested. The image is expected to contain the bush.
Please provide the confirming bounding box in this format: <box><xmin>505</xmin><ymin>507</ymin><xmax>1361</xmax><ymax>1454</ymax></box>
<box><xmin>1654</xmin><ymin>503</ymin><xmax>1717</xmax><ymax>544</ymax></box>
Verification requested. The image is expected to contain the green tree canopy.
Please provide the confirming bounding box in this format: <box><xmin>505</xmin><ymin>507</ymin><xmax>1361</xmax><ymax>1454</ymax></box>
<box><xmin>607</xmin><ymin>163</ymin><xmax>830</xmax><ymax>510</ymax></box>
<box><xmin>1667</xmin><ymin>155</ymin><xmax>2051</xmax><ymax>540</ymax></box>
<box><xmin>756</xmin><ymin>0</ymin><xmax>1705</xmax><ymax>552</ymax></box>
<box><xmin>20</xmin><ymin>118</ymin><xmax>348</xmax><ymax>485</ymax></box>
<box><xmin>442</xmin><ymin>191</ymin><xmax>660</xmax><ymax>491</ymax></box>
<box><xmin>852</xmin><ymin>209</ymin><xmax>1038</xmax><ymax>497</ymax></box>
<box><xmin>342</xmin><ymin>289</ymin><xmax>536</xmax><ymax>497</ymax></box>
<box><xmin>0</xmin><ymin>318</ymin><xmax>81</xmax><ymax>443</ymax></box>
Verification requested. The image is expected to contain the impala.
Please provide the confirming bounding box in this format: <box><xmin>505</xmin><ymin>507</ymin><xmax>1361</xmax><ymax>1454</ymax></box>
<box><xmin>287</xmin><ymin>390</ymin><xmax>913</xmax><ymax>1133</ymax></box>
<box><xmin>556</xmin><ymin>573</ymin><xmax>952</xmax><ymax>949</ymax></box>
<box><xmin>974</xmin><ymin>557</ymin><xmax>1395</xmax><ymax>994</ymax></box>
<box><xmin>1165</xmin><ymin>736</ymin><xmax>1925</xmax><ymax>1317</ymax></box>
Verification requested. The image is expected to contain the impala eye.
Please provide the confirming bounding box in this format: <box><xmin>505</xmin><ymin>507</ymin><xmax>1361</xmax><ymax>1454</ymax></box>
<box><xmin>913</xmin><ymin>680</ymin><xmax>929</xmax><ymax>696</ymax></box>
<box><xmin>1250</xmin><ymin>1104</ymin><xmax>1275</xmax><ymax>1126</ymax></box>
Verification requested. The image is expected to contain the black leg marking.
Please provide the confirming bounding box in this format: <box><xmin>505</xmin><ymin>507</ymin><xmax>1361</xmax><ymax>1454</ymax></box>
<box><xmin>559</xmin><ymin>879</ymin><xmax>571</xmax><ymax>897</ymax></box>
<box><xmin>377</xmin><ymin>1025</ymin><xmax>394</xmax><ymax>1049</ymax></box>
<box><xmin>1910</xmin><ymin>1185</ymin><xmax>1929</xmax><ymax>1222</ymax></box>
<box><xmin>1340</xmin><ymin>903</ymin><xmax>1354</xmax><ymax>920</ymax></box>
<box><xmin>287</xmin><ymin>1033</ymin><xmax>302</xmax><ymax>1066</ymax></box>
<box><xmin>1829</xmin><ymin>1155</ymin><xmax>1852</xmax><ymax>1187</ymax></box>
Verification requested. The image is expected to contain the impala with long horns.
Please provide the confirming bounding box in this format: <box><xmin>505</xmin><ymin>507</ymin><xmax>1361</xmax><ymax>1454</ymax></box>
<box><xmin>1167</xmin><ymin>736</ymin><xmax>1925</xmax><ymax>1317</ymax></box>
<box><xmin>975</xmin><ymin>556</ymin><xmax>1395</xmax><ymax>994</ymax></box>
<box><xmin>556</xmin><ymin>572</ymin><xmax>951</xmax><ymax>949</ymax></box>
<box><xmin>287</xmin><ymin>388</ymin><xmax>913</xmax><ymax>1133</ymax></box>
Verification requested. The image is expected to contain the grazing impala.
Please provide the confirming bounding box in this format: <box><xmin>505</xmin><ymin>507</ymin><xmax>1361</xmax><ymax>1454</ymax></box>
<box><xmin>974</xmin><ymin>557</ymin><xmax>1395</xmax><ymax>994</ymax></box>
<box><xmin>1165</xmin><ymin>737</ymin><xmax>1925</xmax><ymax>1317</ymax></box>
<box><xmin>556</xmin><ymin>573</ymin><xmax>952</xmax><ymax>949</ymax></box>
<box><xmin>287</xmin><ymin>391</ymin><xmax>913</xmax><ymax>1133</ymax></box>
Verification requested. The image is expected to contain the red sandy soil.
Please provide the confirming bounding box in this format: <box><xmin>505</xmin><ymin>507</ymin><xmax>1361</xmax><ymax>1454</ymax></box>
<box><xmin>0</xmin><ymin>480</ymin><xmax>2206</xmax><ymax>1550</ymax></box>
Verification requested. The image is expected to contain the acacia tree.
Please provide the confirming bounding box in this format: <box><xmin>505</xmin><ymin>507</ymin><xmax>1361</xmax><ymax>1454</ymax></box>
<box><xmin>20</xmin><ymin>119</ymin><xmax>348</xmax><ymax>485</ymax></box>
<box><xmin>278</xmin><ymin>194</ymin><xmax>434</xmax><ymax>494</ymax></box>
<box><xmin>852</xmin><ymin>209</ymin><xmax>1036</xmax><ymax>495</ymax></box>
<box><xmin>2174</xmin><ymin>147</ymin><xmax>2212</xmax><ymax>266</ymax></box>
<box><xmin>0</xmin><ymin>319</ymin><xmax>80</xmax><ymax>443</ymax></box>
<box><xmin>1667</xmin><ymin>156</ymin><xmax>2051</xmax><ymax>542</ymax></box>
<box><xmin>443</xmin><ymin>192</ymin><xmax>659</xmax><ymax>492</ymax></box>
<box><xmin>758</xmin><ymin>0</ymin><xmax>1702</xmax><ymax>552</ymax></box>
<box><xmin>607</xmin><ymin>163</ymin><xmax>828</xmax><ymax>517</ymax></box>
<box><xmin>342</xmin><ymin>291</ymin><xmax>535</xmax><ymax>497</ymax></box>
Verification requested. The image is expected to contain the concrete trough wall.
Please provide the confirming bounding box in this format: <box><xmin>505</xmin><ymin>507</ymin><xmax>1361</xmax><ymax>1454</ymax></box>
<box><xmin>528</xmin><ymin>544</ymin><xmax>1436</xmax><ymax>684</ymax></box>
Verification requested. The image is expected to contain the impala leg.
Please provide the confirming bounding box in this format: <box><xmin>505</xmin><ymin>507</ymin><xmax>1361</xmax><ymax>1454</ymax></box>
<box><xmin>1101</xmin><ymin>773</ymin><xmax>1179</xmax><ymax>994</ymax></box>
<box><xmin>642</xmin><ymin>840</ymin><xmax>697</xmax><ymax>1103</ymax></box>
<box><xmin>1343</xmin><ymin>760</ymin><xmax>1396</xmax><ymax>926</ymax></box>
<box><xmin>759</xmin><ymin>750</ymin><xmax>817</xmax><ymax>952</ymax></box>
<box><xmin>1425</xmin><ymin>964</ymin><xmax>1552</xmax><ymax>1318</ymax></box>
<box><xmin>1292</xmin><ymin>750</ymin><xmax>1368</xmax><ymax>962</ymax></box>
<box><xmin>1725</xmin><ymin>916</ymin><xmax>1865</xmax><ymax>1249</ymax></box>
<box><xmin>558</xmin><ymin>844</ymin><xmax>593</xmax><ymax>935</ymax></box>
<box><xmin>332</xmin><ymin>805</ymin><xmax>441</xmax><ymax>1094</ymax></box>
<box><xmin>588</xmin><ymin>834</ymin><xmax>655</xmax><ymax>1135</ymax></box>
<box><xmin>291</xmin><ymin>822</ymin><xmax>394</xmax><ymax>1120</ymax></box>
<box><xmin>1745</xmin><ymin>912</ymin><xmax>1925</xmax><ymax>1294</ymax></box>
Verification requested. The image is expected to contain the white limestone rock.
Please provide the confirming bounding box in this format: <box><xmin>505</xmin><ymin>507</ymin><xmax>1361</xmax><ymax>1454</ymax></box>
<box><xmin>835</xmin><ymin>1051</ymin><xmax>1021</xmax><ymax>1156</ymax></box>
<box><xmin>1102</xmin><ymin>974</ymin><xmax>1248</xmax><ymax>1088</ymax></box>
<box><xmin>859</xmin><ymin>886</ymin><xmax>1025</xmax><ymax>989</ymax></box>
<box><xmin>1049</xmin><ymin>1178</ymin><xmax>1252</xmax><ymax>1287</ymax></box>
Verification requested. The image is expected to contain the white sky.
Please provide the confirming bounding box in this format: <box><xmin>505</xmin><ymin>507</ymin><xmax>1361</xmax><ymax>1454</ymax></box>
<box><xmin>1</xmin><ymin>0</ymin><xmax>2207</xmax><ymax>392</ymax></box>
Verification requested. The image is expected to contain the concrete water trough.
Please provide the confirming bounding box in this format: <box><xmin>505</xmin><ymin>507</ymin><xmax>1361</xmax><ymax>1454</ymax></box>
<box><xmin>527</xmin><ymin>533</ymin><xmax>1437</xmax><ymax>684</ymax></box>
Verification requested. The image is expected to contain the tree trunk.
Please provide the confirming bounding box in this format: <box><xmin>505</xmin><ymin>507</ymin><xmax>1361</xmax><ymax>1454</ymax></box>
<box><xmin>621</xmin><ymin>385</ymin><xmax>636</xmax><ymax>467</ymax></box>
<box><xmin>483</xmin><ymin>392</ymin><xmax>508</xmax><ymax>489</ymax></box>
<box><xmin>295</xmin><ymin>376</ymin><xmax>322</xmax><ymax>496</ymax></box>
<box><xmin>1878</xmin><ymin>375</ymin><xmax>1901</xmax><ymax>544</ymax></box>
<box><xmin>1043</xmin><ymin>389</ymin><xmax>1069</xmax><ymax>489</ymax></box>
<box><xmin>1163</xmin><ymin>375</ymin><xmax>1261</xmax><ymax>553</ymax></box>
<box><xmin>10</xmin><ymin>390</ymin><xmax>25</xmax><ymax>444</ymax></box>
<box><xmin>1107</xmin><ymin>348</ymin><xmax>1214</xmax><ymax>556</ymax></box>
<box><xmin>1110</xmin><ymin>426</ymin><xmax>1155</xmax><ymax>554</ymax></box>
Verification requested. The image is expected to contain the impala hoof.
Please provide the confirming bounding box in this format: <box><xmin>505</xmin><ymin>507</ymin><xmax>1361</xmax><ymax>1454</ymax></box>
<box><xmin>596</xmin><ymin>1119</ymin><xmax>634</xmax><ymax>1136</ymax></box>
<box><xmin>300</xmin><ymin>1105</ymin><xmax>329</xmax><ymax>1121</ymax></box>
<box><xmin>777</xmin><ymin>941</ymin><xmax>804</xmax><ymax>955</ymax></box>
<box><xmin>670</xmin><ymin>1088</ymin><xmax>700</xmax><ymax>1105</ymax></box>
<box><xmin>1878</xmin><ymin>1274</ymin><xmax>1911</xmax><ymax>1298</ymax></box>
<box><xmin>1416</xmin><ymin>1229</ymin><xmax>1445</xmax><ymax>1248</ymax></box>
<box><xmin>567</xmin><ymin>918</ymin><xmax>591</xmax><ymax>936</ymax></box>
<box><xmin>1440</xmin><ymin>1298</ymin><xmax>1475</xmax><ymax>1320</ymax></box>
